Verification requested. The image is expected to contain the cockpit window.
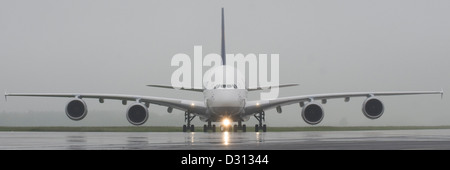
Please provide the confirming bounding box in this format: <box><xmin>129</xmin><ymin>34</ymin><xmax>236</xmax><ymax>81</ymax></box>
<box><xmin>214</xmin><ymin>84</ymin><xmax>238</xmax><ymax>89</ymax></box>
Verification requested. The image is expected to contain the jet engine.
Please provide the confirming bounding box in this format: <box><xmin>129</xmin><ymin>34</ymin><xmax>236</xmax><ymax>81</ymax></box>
<box><xmin>301</xmin><ymin>103</ymin><xmax>324</xmax><ymax>125</ymax></box>
<box><xmin>126</xmin><ymin>103</ymin><xmax>149</xmax><ymax>125</ymax></box>
<box><xmin>362</xmin><ymin>97</ymin><xmax>384</xmax><ymax>119</ymax></box>
<box><xmin>65</xmin><ymin>98</ymin><xmax>88</xmax><ymax>121</ymax></box>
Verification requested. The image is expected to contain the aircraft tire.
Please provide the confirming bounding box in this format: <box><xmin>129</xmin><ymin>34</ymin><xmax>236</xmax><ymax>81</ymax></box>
<box><xmin>183</xmin><ymin>125</ymin><xmax>187</xmax><ymax>132</ymax></box>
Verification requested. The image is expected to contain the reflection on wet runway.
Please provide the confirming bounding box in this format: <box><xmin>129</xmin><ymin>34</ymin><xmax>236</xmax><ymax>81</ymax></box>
<box><xmin>184</xmin><ymin>131</ymin><xmax>267</xmax><ymax>147</ymax></box>
<box><xmin>1</xmin><ymin>129</ymin><xmax>450</xmax><ymax>149</ymax></box>
<box><xmin>180</xmin><ymin>131</ymin><xmax>265</xmax><ymax>147</ymax></box>
<box><xmin>66</xmin><ymin>135</ymin><xmax>86</xmax><ymax>150</ymax></box>
<box><xmin>223</xmin><ymin>132</ymin><xmax>229</xmax><ymax>145</ymax></box>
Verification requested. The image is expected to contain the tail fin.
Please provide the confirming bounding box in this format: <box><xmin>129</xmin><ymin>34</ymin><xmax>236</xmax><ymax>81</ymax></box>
<box><xmin>221</xmin><ymin>8</ymin><xmax>226</xmax><ymax>65</ymax></box>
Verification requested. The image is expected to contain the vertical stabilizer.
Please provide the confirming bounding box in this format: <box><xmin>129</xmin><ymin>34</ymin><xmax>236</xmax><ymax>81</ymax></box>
<box><xmin>221</xmin><ymin>8</ymin><xmax>226</xmax><ymax>65</ymax></box>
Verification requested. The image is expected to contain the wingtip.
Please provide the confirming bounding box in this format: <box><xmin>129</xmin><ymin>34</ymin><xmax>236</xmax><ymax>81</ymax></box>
<box><xmin>441</xmin><ymin>88</ymin><xmax>444</xmax><ymax>99</ymax></box>
<box><xmin>4</xmin><ymin>89</ymin><xmax>7</xmax><ymax>102</ymax></box>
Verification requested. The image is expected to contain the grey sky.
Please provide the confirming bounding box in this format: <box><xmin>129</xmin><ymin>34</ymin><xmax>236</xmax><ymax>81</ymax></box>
<box><xmin>0</xmin><ymin>0</ymin><xmax>449</xmax><ymax>126</ymax></box>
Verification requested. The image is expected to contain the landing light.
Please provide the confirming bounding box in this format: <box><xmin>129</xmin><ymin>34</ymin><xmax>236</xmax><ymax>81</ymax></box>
<box><xmin>222</xmin><ymin>118</ymin><xmax>231</xmax><ymax>126</ymax></box>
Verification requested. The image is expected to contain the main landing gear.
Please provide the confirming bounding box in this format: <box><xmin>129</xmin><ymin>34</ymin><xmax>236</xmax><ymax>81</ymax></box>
<box><xmin>203</xmin><ymin>121</ymin><xmax>216</xmax><ymax>132</ymax></box>
<box><xmin>254</xmin><ymin>111</ymin><xmax>267</xmax><ymax>132</ymax></box>
<box><xmin>183</xmin><ymin>111</ymin><xmax>196</xmax><ymax>132</ymax></box>
<box><xmin>205</xmin><ymin>120</ymin><xmax>246</xmax><ymax>132</ymax></box>
<box><xmin>232</xmin><ymin>121</ymin><xmax>247</xmax><ymax>132</ymax></box>
<box><xmin>182</xmin><ymin>111</ymin><xmax>265</xmax><ymax>132</ymax></box>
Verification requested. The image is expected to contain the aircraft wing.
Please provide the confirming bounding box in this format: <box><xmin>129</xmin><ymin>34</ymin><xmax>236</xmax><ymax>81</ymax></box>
<box><xmin>247</xmin><ymin>83</ymin><xmax>299</xmax><ymax>91</ymax></box>
<box><xmin>244</xmin><ymin>90</ymin><xmax>443</xmax><ymax>115</ymax></box>
<box><xmin>5</xmin><ymin>93</ymin><xmax>206</xmax><ymax>114</ymax></box>
<box><xmin>146</xmin><ymin>84</ymin><xmax>204</xmax><ymax>92</ymax></box>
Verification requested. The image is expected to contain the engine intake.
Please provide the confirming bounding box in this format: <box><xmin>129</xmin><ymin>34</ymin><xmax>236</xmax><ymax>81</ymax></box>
<box><xmin>301</xmin><ymin>103</ymin><xmax>324</xmax><ymax>125</ymax></box>
<box><xmin>65</xmin><ymin>98</ymin><xmax>88</xmax><ymax>121</ymax></box>
<box><xmin>126</xmin><ymin>103</ymin><xmax>149</xmax><ymax>125</ymax></box>
<box><xmin>362</xmin><ymin>97</ymin><xmax>384</xmax><ymax>119</ymax></box>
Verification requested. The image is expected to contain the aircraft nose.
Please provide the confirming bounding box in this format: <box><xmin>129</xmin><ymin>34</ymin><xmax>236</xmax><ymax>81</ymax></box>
<box><xmin>213</xmin><ymin>90</ymin><xmax>241</xmax><ymax>107</ymax></box>
<box><xmin>209</xmin><ymin>90</ymin><xmax>244</xmax><ymax>115</ymax></box>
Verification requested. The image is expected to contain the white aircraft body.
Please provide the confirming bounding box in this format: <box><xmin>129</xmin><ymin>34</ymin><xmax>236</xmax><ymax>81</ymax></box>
<box><xmin>5</xmin><ymin>9</ymin><xmax>443</xmax><ymax>132</ymax></box>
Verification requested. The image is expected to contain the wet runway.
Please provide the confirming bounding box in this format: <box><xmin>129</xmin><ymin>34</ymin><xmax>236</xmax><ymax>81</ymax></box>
<box><xmin>1</xmin><ymin>129</ymin><xmax>450</xmax><ymax>150</ymax></box>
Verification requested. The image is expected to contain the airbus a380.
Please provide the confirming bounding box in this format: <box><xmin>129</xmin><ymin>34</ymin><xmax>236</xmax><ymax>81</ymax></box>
<box><xmin>5</xmin><ymin>9</ymin><xmax>443</xmax><ymax>132</ymax></box>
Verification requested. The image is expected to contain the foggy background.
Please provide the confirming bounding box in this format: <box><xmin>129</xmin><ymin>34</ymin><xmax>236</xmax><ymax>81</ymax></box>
<box><xmin>0</xmin><ymin>0</ymin><xmax>448</xmax><ymax>127</ymax></box>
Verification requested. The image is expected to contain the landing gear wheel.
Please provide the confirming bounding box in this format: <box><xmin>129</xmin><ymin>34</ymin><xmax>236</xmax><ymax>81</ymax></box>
<box><xmin>183</xmin><ymin>125</ymin><xmax>187</xmax><ymax>132</ymax></box>
<box><xmin>262</xmin><ymin>124</ymin><xmax>267</xmax><ymax>132</ymax></box>
<box><xmin>255</xmin><ymin>124</ymin><xmax>259</xmax><ymax>132</ymax></box>
<box><xmin>243</xmin><ymin>124</ymin><xmax>246</xmax><ymax>132</ymax></box>
<box><xmin>190</xmin><ymin>125</ymin><xmax>195</xmax><ymax>132</ymax></box>
<box><xmin>234</xmin><ymin>125</ymin><xmax>238</xmax><ymax>132</ymax></box>
<box><xmin>203</xmin><ymin>121</ymin><xmax>215</xmax><ymax>132</ymax></box>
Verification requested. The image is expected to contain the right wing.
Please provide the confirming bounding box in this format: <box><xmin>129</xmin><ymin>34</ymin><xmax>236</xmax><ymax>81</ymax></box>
<box><xmin>247</xmin><ymin>83</ymin><xmax>299</xmax><ymax>91</ymax></box>
<box><xmin>5</xmin><ymin>93</ymin><xmax>207</xmax><ymax>115</ymax></box>
<box><xmin>244</xmin><ymin>90</ymin><xmax>443</xmax><ymax>115</ymax></box>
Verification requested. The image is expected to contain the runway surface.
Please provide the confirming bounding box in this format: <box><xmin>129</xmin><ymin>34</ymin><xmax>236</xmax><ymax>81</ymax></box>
<box><xmin>1</xmin><ymin>129</ymin><xmax>450</xmax><ymax>150</ymax></box>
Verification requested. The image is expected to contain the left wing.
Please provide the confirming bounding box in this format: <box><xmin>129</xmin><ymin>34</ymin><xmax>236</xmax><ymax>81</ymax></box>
<box><xmin>5</xmin><ymin>93</ymin><xmax>207</xmax><ymax>114</ymax></box>
<box><xmin>245</xmin><ymin>90</ymin><xmax>443</xmax><ymax>115</ymax></box>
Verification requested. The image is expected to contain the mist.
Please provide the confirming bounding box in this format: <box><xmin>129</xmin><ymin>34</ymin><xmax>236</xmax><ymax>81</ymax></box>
<box><xmin>1</xmin><ymin>0</ymin><xmax>449</xmax><ymax>127</ymax></box>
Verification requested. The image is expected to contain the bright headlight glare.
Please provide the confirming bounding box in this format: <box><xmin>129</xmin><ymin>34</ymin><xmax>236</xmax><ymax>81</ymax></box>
<box><xmin>222</xmin><ymin>118</ymin><xmax>231</xmax><ymax>126</ymax></box>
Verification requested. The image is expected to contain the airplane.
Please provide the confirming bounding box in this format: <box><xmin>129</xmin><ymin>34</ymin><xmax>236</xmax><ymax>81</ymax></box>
<box><xmin>4</xmin><ymin>8</ymin><xmax>443</xmax><ymax>132</ymax></box>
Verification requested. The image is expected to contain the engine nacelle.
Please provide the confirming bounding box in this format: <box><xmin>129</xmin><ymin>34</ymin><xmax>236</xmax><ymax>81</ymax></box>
<box><xmin>301</xmin><ymin>103</ymin><xmax>324</xmax><ymax>125</ymax></box>
<box><xmin>362</xmin><ymin>97</ymin><xmax>384</xmax><ymax>119</ymax></box>
<box><xmin>276</xmin><ymin>106</ymin><xmax>282</xmax><ymax>114</ymax></box>
<box><xmin>126</xmin><ymin>103</ymin><xmax>149</xmax><ymax>125</ymax></box>
<box><xmin>65</xmin><ymin>98</ymin><xmax>88</xmax><ymax>121</ymax></box>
